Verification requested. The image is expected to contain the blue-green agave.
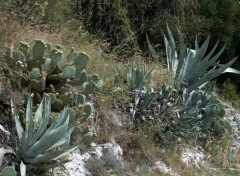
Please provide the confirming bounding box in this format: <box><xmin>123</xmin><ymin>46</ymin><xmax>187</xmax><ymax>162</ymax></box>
<box><xmin>14</xmin><ymin>95</ymin><xmax>78</xmax><ymax>171</ymax></box>
<box><xmin>147</xmin><ymin>24</ymin><xmax>240</xmax><ymax>93</ymax></box>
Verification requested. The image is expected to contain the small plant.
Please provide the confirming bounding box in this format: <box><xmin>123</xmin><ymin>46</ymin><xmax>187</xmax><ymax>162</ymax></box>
<box><xmin>12</xmin><ymin>95</ymin><xmax>78</xmax><ymax>174</ymax></box>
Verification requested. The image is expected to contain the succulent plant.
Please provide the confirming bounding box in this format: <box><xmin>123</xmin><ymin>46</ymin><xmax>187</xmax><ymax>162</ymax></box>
<box><xmin>63</xmin><ymin>66</ymin><xmax>75</xmax><ymax>79</ymax></box>
<box><xmin>74</xmin><ymin>52</ymin><xmax>89</xmax><ymax>70</ymax></box>
<box><xmin>19</xmin><ymin>42</ymin><xmax>29</xmax><ymax>57</ymax></box>
<box><xmin>44</xmin><ymin>58</ymin><xmax>52</xmax><ymax>71</ymax></box>
<box><xmin>0</xmin><ymin>166</ymin><xmax>17</xmax><ymax>176</ymax></box>
<box><xmin>127</xmin><ymin>64</ymin><xmax>153</xmax><ymax>92</ymax></box>
<box><xmin>147</xmin><ymin>24</ymin><xmax>240</xmax><ymax>93</ymax></box>
<box><xmin>51</xmin><ymin>51</ymin><xmax>63</xmax><ymax>67</ymax></box>
<box><xmin>126</xmin><ymin>64</ymin><xmax>230</xmax><ymax>142</ymax></box>
<box><xmin>12</xmin><ymin>50</ymin><xmax>25</xmax><ymax>62</ymax></box>
<box><xmin>3</xmin><ymin>39</ymin><xmax>103</xmax><ymax>112</ymax></box>
<box><xmin>29</xmin><ymin>68</ymin><xmax>41</xmax><ymax>80</ymax></box>
<box><xmin>67</xmin><ymin>47</ymin><xmax>78</xmax><ymax>64</ymax></box>
<box><xmin>124</xmin><ymin>24</ymin><xmax>240</xmax><ymax>142</ymax></box>
<box><xmin>32</xmin><ymin>39</ymin><xmax>45</xmax><ymax>61</ymax></box>
<box><xmin>13</xmin><ymin>95</ymin><xmax>78</xmax><ymax>172</ymax></box>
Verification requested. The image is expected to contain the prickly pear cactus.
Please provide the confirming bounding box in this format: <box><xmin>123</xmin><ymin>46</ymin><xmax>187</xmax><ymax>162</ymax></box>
<box><xmin>74</xmin><ymin>52</ymin><xmax>89</xmax><ymax>70</ymax></box>
<box><xmin>63</xmin><ymin>66</ymin><xmax>75</xmax><ymax>79</ymax></box>
<box><xmin>0</xmin><ymin>167</ymin><xmax>17</xmax><ymax>176</ymax></box>
<box><xmin>3</xmin><ymin>39</ymin><xmax>103</xmax><ymax>114</ymax></box>
<box><xmin>32</xmin><ymin>39</ymin><xmax>45</xmax><ymax>60</ymax></box>
<box><xmin>67</xmin><ymin>47</ymin><xmax>78</xmax><ymax>64</ymax></box>
<box><xmin>51</xmin><ymin>51</ymin><xmax>63</xmax><ymax>67</ymax></box>
<box><xmin>44</xmin><ymin>58</ymin><xmax>52</xmax><ymax>71</ymax></box>
<box><xmin>29</xmin><ymin>68</ymin><xmax>41</xmax><ymax>80</ymax></box>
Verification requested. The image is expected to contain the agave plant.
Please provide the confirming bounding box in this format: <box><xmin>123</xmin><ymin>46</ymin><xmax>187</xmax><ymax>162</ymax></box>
<box><xmin>147</xmin><ymin>24</ymin><xmax>240</xmax><ymax>93</ymax></box>
<box><xmin>13</xmin><ymin>95</ymin><xmax>78</xmax><ymax>173</ymax></box>
<box><xmin>127</xmin><ymin>64</ymin><xmax>153</xmax><ymax>92</ymax></box>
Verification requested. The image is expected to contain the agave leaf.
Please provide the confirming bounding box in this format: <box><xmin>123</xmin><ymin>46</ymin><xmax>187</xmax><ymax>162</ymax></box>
<box><xmin>25</xmin><ymin>96</ymin><xmax>33</xmax><ymax>142</ymax></box>
<box><xmin>20</xmin><ymin>132</ymin><xmax>28</xmax><ymax>163</ymax></box>
<box><xmin>224</xmin><ymin>67</ymin><xmax>240</xmax><ymax>74</ymax></box>
<box><xmin>25</xmin><ymin>117</ymin><xmax>70</xmax><ymax>158</ymax></box>
<box><xmin>146</xmin><ymin>34</ymin><xmax>159</xmax><ymax>62</ymax></box>
<box><xmin>184</xmin><ymin>37</ymin><xmax>210</xmax><ymax>81</ymax></box>
<box><xmin>174</xmin><ymin>28</ymin><xmax>187</xmax><ymax>83</ymax></box>
<box><xmin>50</xmin><ymin>109</ymin><xmax>68</xmax><ymax>131</ymax></box>
<box><xmin>30</xmin><ymin>97</ymin><xmax>51</xmax><ymax>146</ymax></box>
<box><xmin>49</xmin><ymin>125</ymin><xmax>74</xmax><ymax>149</ymax></box>
<box><xmin>188</xmin><ymin>57</ymin><xmax>237</xmax><ymax>92</ymax></box>
<box><xmin>14</xmin><ymin>115</ymin><xmax>24</xmax><ymax>141</ymax></box>
<box><xmin>33</xmin><ymin>96</ymin><xmax>44</xmax><ymax>124</ymax></box>
<box><xmin>195</xmin><ymin>37</ymin><xmax>199</xmax><ymax>52</ymax></box>
<box><xmin>166</xmin><ymin>24</ymin><xmax>176</xmax><ymax>73</ymax></box>
<box><xmin>163</xmin><ymin>26</ymin><xmax>239</xmax><ymax>92</ymax></box>
<box><xmin>24</xmin><ymin>145</ymin><xmax>78</xmax><ymax>163</ymax></box>
<box><xmin>187</xmin><ymin>42</ymin><xmax>221</xmax><ymax>84</ymax></box>
<box><xmin>140</xmin><ymin>93</ymin><xmax>158</xmax><ymax>110</ymax></box>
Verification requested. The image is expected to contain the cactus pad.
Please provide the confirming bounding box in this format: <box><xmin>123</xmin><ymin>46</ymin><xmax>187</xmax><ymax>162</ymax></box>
<box><xmin>0</xmin><ymin>166</ymin><xmax>17</xmax><ymax>176</ymax></box>
<box><xmin>66</xmin><ymin>108</ymin><xmax>76</xmax><ymax>119</ymax></box>
<box><xmin>63</xmin><ymin>66</ymin><xmax>75</xmax><ymax>79</ymax></box>
<box><xmin>75</xmin><ymin>93</ymin><xmax>85</xmax><ymax>107</ymax></box>
<box><xmin>30</xmin><ymin>68</ymin><xmax>41</xmax><ymax>80</ymax></box>
<box><xmin>44</xmin><ymin>58</ymin><xmax>52</xmax><ymax>71</ymax></box>
<box><xmin>19</xmin><ymin>42</ymin><xmax>30</xmax><ymax>57</ymax></box>
<box><xmin>48</xmin><ymin>93</ymin><xmax>57</xmax><ymax>104</ymax></box>
<box><xmin>51</xmin><ymin>51</ymin><xmax>63</xmax><ymax>67</ymax></box>
<box><xmin>12</xmin><ymin>50</ymin><xmax>25</xmax><ymax>62</ymax></box>
<box><xmin>84</xmin><ymin>103</ymin><xmax>92</xmax><ymax>118</ymax></box>
<box><xmin>74</xmin><ymin>52</ymin><xmax>89</xmax><ymax>70</ymax></box>
<box><xmin>67</xmin><ymin>47</ymin><xmax>78</xmax><ymax>64</ymax></box>
<box><xmin>32</xmin><ymin>39</ymin><xmax>45</xmax><ymax>60</ymax></box>
<box><xmin>45</xmin><ymin>42</ymin><xmax>52</xmax><ymax>52</ymax></box>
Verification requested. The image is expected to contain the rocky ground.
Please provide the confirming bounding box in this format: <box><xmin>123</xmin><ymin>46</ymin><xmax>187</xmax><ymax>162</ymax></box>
<box><xmin>51</xmin><ymin>106</ymin><xmax>240</xmax><ymax>176</ymax></box>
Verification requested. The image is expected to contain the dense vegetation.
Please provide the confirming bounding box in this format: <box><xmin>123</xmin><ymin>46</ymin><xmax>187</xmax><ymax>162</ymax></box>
<box><xmin>0</xmin><ymin>0</ymin><xmax>240</xmax><ymax>175</ymax></box>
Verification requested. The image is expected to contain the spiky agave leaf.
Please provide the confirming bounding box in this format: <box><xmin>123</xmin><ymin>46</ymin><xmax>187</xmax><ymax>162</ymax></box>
<box><xmin>148</xmin><ymin>24</ymin><xmax>239</xmax><ymax>93</ymax></box>
<box><xmin>166</xmin><ymin>25</ymin><xmax>239</xmax><ymax>92</ymax></box>
<box><xmin>127</xmin><ymin>64</ymin><xmax>153</xmax><ymax>91</ymax></box>
<box><xmin>14</xmin><ymin>95</ymin><xmax>78</xmax><ymax>168</ymax></box>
